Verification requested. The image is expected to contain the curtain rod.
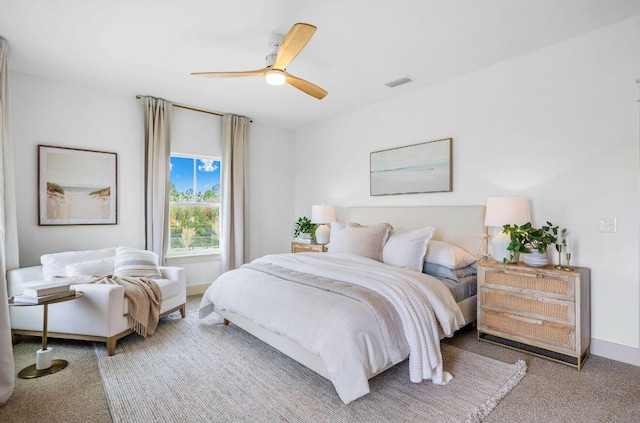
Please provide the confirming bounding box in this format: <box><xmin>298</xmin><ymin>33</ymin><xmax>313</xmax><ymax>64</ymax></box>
<box><xmin>135</xmin><ymin>96</ymin><xmax>252</xmax><ymax>122</ymax></box>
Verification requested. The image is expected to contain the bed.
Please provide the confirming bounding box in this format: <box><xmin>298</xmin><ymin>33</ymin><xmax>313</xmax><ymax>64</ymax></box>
<box><xmin>199</xmin><ymin>206</ymin><xmax>485</xmax><ymax>404</ymax></box>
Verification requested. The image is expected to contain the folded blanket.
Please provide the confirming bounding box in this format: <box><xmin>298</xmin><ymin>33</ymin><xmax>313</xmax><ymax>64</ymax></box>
<box><xmin>56</xmin><ymin>274</ymin><xmax>162</xmax><ymax>337</ymax></box>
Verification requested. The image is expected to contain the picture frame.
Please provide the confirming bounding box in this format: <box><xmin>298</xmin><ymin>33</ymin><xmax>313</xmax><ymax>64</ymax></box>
<box><xmin>38</xmin><ymin>145</ymin><xmax>117</xmax><ymax>225</ymax></box>
<box><xmin>370</xmin><ymin>138</ymin><xmax>452</xmax><ymax>196</ymax></box>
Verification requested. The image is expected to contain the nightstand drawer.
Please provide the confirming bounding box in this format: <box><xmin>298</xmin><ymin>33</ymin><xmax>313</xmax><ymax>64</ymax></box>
<box><xmin>484</xmin><ymin>268</ymin><xmax>574</xmax><ymax>300</ymax></box>
<box><xmin>482</xmin><ymin>309</ymin><xmax>576</xmax><ymax>353</ymax></box>
<box><xmin>481</xmin><ymin>288</ymin><xmax>575</xmax><ymax>324</ymax></box>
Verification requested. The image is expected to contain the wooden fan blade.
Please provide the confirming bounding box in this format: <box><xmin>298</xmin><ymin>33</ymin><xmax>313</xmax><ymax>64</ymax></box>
<box><xmin>273</xmin><ymin>23</ymin><xmax>316</xmax><ymax>70</ymax></box>
<box><xmin>191</xmin><ymin>68</ymin><xmax>268</xmax><ymax>78</ymax></box>
<box><xmin>286</xmin><ymin>73</ymin><xmax>327</xmax><ymax>99</ymax></box>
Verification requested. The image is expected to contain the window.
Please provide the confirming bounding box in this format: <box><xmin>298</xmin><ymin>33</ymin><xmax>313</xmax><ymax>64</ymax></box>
<box><xmin>169</xmin><ymin>154</ymin><xmax>221</xmax><ymax>255</ymax></box>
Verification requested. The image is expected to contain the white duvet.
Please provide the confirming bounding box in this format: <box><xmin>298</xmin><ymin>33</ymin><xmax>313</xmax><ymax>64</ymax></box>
<box><xmin>199</xmin><ymin>252</ymin><xmax>465</xmax><ymax>404</ymax></box>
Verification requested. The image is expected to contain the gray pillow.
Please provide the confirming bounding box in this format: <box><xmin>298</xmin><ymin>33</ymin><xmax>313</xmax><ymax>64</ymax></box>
<box><xmin>423</xmin><ymin>262</ymin><xmax>477</xmax><ymax>283</ymax></box>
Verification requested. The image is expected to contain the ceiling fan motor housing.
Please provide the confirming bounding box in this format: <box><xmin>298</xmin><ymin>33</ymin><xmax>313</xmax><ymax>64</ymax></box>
<box><xmin>265</xmin><ymin>32</ymin><xmax>283</xmax><ymax>68</ymax></box>
<box><xmin>265</xmin><ymin>52</ymin><xmax>277</xmax><ymax>68</ymax></box>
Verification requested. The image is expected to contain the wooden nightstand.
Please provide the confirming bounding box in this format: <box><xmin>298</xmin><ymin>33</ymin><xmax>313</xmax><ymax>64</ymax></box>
<box><xmin>291</xmin><ymin>242</ymin><xmax>327</xmax><ymax>253</ymax></box>
<box><xmin>477</xmin><ymin>260</ymin><xmax>590</xmax><ymax>370</ymax></box>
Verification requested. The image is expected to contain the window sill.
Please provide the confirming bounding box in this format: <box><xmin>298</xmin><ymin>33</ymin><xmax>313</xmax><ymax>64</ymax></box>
<box><xmin>165</xmin><ymin>251</ymin><xmax>221</xmax><ymax>265</ymax></box>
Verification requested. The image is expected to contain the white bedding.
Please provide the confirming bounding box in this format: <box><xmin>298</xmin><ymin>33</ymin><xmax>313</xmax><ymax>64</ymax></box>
<box><xmin>199</xmin><ymin>252</ymin><xmax>465</xmax><ymax>404</ymax></box>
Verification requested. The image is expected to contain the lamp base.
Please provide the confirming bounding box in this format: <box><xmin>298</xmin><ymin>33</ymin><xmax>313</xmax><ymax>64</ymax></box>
<box><xmin>315</xmin><ymin>224</ymin><xmax>330</xmax><ymax>245</ymax></box>
<box><xmin>489</xmin><ymin>231</ymin><xmax>515</xmax><ymax>264</ymax></box>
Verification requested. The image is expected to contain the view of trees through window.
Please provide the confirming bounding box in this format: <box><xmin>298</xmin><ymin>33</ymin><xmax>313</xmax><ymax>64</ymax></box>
<box><xmin>169</xmin><ymin>155</ymin><xmax>221</xmax><ymax>254</ymax></box>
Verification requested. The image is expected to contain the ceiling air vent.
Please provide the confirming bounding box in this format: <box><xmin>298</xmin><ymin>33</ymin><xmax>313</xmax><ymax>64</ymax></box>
<box><xmin>385</xmin><ymin>76</ymin><xmax>414</xmax><ymax>88</ymax></box>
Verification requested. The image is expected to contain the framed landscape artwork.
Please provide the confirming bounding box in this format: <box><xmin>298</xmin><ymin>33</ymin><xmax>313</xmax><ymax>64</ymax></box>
<box><xmin>370</xmin><ymin>138</ymin><xmax>452</xmax><ymax>196</ymax></box>
<box><xmin>38</xmin><ymin>145</ymin><xmax>117</xmax><ymax>225</ymax></box>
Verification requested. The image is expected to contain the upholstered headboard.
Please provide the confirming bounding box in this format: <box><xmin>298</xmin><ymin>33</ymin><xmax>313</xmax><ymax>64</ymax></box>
<box><xmin>341</xmin><ymin>206</ymin><xmax>486</xmax><ymax>255</ymax></box>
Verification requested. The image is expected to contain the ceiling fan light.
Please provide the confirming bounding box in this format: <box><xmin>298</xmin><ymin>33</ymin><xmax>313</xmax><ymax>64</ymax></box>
<box><xmin>265</xmin><ymin>70</ymin><xmax>286</xmax><ymax>86</ymax></box>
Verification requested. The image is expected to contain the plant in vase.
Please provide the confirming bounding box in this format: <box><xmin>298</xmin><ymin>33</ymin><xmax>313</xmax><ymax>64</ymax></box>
<box><xmin>501</xmin><ymin>221</ymin><xmax>563</xmax><ymax>267</ymax></box>
<box><xmin>293</xmin><ymin>216</ymin><xmax>318</xmax><ymax>241</ymax></box>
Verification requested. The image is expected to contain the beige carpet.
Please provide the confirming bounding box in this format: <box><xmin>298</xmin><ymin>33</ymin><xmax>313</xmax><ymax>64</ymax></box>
<box><xmin>94</xmin><ymin>311</ymin><xmax>526</xmax><ymax>423</ymax></box>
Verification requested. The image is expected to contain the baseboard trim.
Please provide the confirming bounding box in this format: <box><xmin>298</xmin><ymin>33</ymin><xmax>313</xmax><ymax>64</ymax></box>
<box><xmin>186</xmin><ymin>283</ymin><xmax>210</xmax><ymax>296</ymax></box>
<box><xmin>591</xmin><ymin>338</ymin><xmax>640</xmax><ymax>367</ymax></box>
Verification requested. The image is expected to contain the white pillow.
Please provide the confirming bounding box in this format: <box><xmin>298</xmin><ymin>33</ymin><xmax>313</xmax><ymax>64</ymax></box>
<box><xmin>41</xmin><ymin>246</ymin><xmax>116</xmax><ymax>280</ymax></box>
<box><xmin>327</xmin><ymin>222</ymin><xmax>363</xmax><ymax>253</ymax></box>
<box><xmin>424</xmin><ymin>240</ymin><xmax>476</xmax><ymax>269</ymax></box>
<box><xmin>65</xmin><ymin>256</ymin><xmax>115</xmax><ymax>277</ymax></box>
<box><xmin>327</xmin><ymin>221</ymin><xmax>347</xmax><ymax>252</ymax></box>
<box><xmin>342</xmin><ymin>223</ymin><xmax>393</xmax><ymax>262</ymax></box>
<box><xmin>113</xmin><ymin>246</ymin><xmax>162</xmax><ymax>278</ymax></box>
<box><xmin>383</xmin><ymin>227</ymin><xmax>435</xmax><ymax>272</ymax></box>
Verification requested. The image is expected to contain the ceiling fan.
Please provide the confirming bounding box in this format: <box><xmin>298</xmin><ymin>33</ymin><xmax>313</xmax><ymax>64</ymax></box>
<box><xmin>191</xmin><ymin>23</ymin><xmax>327</xmax><ymax>100</ymax></box>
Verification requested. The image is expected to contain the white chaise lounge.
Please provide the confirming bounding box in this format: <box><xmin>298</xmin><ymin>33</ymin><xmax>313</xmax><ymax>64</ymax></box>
<box><xmin>7</xmin><ymin>247</ymin><xmax>187</xmax><ymax>355</ymax></box>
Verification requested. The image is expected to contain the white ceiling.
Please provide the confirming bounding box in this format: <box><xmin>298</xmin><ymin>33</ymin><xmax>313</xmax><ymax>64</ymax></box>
<box><xmin>2</xmin><ymin>0</ymin><xmax>640</xmax><ymax>129</ymax></box>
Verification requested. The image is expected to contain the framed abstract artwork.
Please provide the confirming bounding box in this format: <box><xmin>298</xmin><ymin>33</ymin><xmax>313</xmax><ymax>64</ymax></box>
<box><xmin>370</xmin><ymin>138</ymin><xmax>452</xmax><ymax>196</ymax></box>
<box><xmin>38</xmin><ymin>145</ymin><xmax>117</xmax><ymax>225</ymax></box>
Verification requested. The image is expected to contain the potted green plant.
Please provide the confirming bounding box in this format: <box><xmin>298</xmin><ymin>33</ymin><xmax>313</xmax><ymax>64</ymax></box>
<box><xmin>502</xmin><ymin>221</ymin><xmax>564</xmax><ymax>267</ymax></box>
<box><xmin>294</xmin><ymin>216</ymin><xmax>318</xmax><ymax>240</ymax></box>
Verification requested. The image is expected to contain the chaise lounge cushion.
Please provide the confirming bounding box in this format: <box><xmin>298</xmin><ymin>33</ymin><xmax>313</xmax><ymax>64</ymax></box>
<box><xmin>65</xmin><ymin>256</ymin><xmax>116</xmax><ymax>277</ymax></box>
<box><xmin>41</xmin><ymin>246</ymin><xmax>116</xmax><ymax>280</ymax></box>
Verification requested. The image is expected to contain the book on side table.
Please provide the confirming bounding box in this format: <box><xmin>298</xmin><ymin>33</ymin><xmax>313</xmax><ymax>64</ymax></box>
<box><xmin>12</xmin><ymin>289</ymin><xmax>76</xmax><ymax>304</ymax></box>
<box><xmin>23</xmin><ymin>282</ymin><xmax>71</xmax><ymax>297</ymax></box>
<box><xmin>294</xmin><ymin>237</ymin><xmax>317</xmax><ymax>244</ymax></box>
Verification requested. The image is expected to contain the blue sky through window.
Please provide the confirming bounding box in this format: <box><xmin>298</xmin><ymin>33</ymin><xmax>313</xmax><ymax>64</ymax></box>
<box><xmin>170</xmin><ymin>156</ymin><xmax>220</xmax><ymax>195</ymax></box>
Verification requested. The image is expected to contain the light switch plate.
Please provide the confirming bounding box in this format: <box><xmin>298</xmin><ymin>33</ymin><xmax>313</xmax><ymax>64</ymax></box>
<box><xmin>598</xmin><ymin>217</ymin><xmax>617</xmax><ymax>233</ymax></box>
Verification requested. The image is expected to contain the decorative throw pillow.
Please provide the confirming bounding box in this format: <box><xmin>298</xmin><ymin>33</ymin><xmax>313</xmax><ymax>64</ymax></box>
<box><xmin>65</xmin><ymin>256</ymin><xmax>116</xmax><ymax>277</ymax></box>
<box><xmin>41</xmin><ymin>246</ymin><xmax>116</xmax><ymax>280</ymax></box>
<box><xmin>113</xmin><ymin>246</ymin><xmax>162</xmax><ymax>279</ymax></box>
<box><xmin>383</xmin><ymin>226</ymin><xmax>435</xmax><ymax>272</ymax></box>
<box><xmin>424</xmin><ymin>240</ymin><xmax>476</xmax><ymax>269</ymax></box>
<box><xmin>342</xmin><ymin>222</ymin><xmax>393</xmax><ymax>262</ymax></box>
<box><xmin>327</xmin><ymin>221</ymin><xmax>346</xmax><ymax>252</ymax></box>
<box><xmin>327</xmin><ymin>222</ymin><xmax>363</xmax><ymax>253</ymax></box>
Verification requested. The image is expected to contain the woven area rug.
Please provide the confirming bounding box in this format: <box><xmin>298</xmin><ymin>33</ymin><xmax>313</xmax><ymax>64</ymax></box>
<box><xmin>94</xmin><ymin>311</ymin><xmax>526</xmax><ymax>423</ymax></box>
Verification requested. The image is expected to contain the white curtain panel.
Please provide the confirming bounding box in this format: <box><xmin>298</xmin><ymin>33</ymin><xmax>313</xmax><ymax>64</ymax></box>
<box><xmin>0</xmin><ymin>37</ymin><xmax>19</xmax><ymax>405</ymax></box>
<box><xmin>221</xmin><ymin>114</ymin><xmax>250</xmax><ymax>272</ymax></box>
<box><xmin>141</xmin><ymin>96</ymin><xmax>172</xmax><ymax>263</ymax></box>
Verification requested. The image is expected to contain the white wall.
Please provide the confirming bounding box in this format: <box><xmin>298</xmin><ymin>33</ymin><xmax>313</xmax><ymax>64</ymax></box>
<box><xmin>12</xmin><ymin>72</ymin><xmax>143</xmax><ymax>264</ymax></box>
<box><xmin>295</xmin><ymin>16</ymin><xmax>640</xmax><ymax>363</ymax></box>
<box><xmin>10</xmin><ymin>72</ymin><xmax>296</xmax><ymax>289</ymax></box>
<box><xmin>247</xmin><ymin>122</ymin><xmax>296</xmax><ymax>261</ymax></box>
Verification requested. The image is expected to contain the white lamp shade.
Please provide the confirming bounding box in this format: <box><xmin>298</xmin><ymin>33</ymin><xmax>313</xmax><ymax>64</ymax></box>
<box><xmin>311</xmin><ymin>205</ymin><xmax>336</xmax><ymax>224</ymax></box>
<box><xmin>484</xmin><ymin>197</ymin><xmax>531</xmax><ymax>227</ymax></box>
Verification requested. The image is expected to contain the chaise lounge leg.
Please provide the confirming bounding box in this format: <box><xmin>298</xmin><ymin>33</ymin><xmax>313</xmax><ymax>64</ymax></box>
<box><xmin>106</xmin><ymin>338</ymin><xmax>117</xmax><ymax>356</ymax></box>
<box><xmin>11</xmin><ymin>332</ymin><xmax>22</xmax><ymax>345</ymax></box>
<box><xmin>180</xmin><ymin>304</ymin><xmax>186</xmax><ymax>318</ymax></box>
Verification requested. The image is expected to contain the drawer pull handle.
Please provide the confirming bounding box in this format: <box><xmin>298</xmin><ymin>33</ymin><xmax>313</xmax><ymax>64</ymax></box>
<box><xmin>508</xmin><ymin>314</ymin><xmax>542</xmax><ymax>325</ymax></box>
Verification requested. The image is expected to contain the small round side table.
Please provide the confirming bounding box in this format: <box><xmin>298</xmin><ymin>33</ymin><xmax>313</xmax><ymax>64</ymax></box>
<box><xmin>9</xmin><ymin>290</ymin><xmax>83</xmax><ymax>379</ymax></box>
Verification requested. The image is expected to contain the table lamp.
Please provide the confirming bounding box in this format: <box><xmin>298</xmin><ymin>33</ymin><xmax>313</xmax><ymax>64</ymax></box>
<box><xmin>484</xmin><ymin>197</ymin><xmax>531</xmax><ymax>263</ymax></box>
<box><xmin>311</xmin><ymin>205</ymin><xmax>336</xmax><ymax>245</ymax></box>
